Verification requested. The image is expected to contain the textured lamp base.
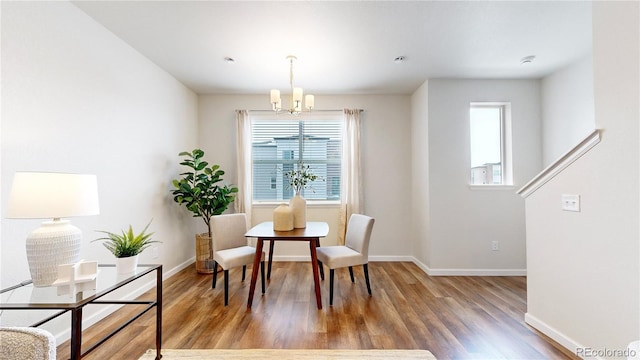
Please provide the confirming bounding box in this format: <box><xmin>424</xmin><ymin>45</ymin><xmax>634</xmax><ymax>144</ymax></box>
<box><xmin>26</xmin><ymin>220</ymin><xmax>82</xmax><ymax>287</ymax></box>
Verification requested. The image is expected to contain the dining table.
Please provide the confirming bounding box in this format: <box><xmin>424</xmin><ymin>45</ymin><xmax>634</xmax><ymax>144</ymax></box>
<box><xmin>245</xmin><ymin>221</ymin><xmax>329</xmax><ymax>309</ymax></box>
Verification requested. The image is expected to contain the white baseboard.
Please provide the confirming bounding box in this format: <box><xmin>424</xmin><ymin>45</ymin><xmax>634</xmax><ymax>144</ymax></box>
<box><xmin>53</xmin><ymin>257</ymin><xmax>195</xmax><ymax>345</ymax></box>
<box><xmin>426</xmin><ymin>268</ymin><xmax>527</xmax><ymax>276</ymax></box>
<box><xmin>271</xmin><ymin>255</ymin><xmax>413</xmax><ymax>262</ymax></box>
<box><xmin>411</xmin><ymin>257</ymin><xmax>527</xmax><ymax>276</ymax></box>
<box><xmin>271</xmin><ymin>255</ymin><xmax>317</xmax><ymax>262</ymax></box>
<box><xmin>272</xmin><ymin>255</ymin><xmax>526</xmax><ymax>276</ymax></box>
<box><xmin>524</xmin><ymin>313</ymin><xmax>584</xmax><ymax>358</ymax></box>
<box><xmin>371</xmin><ymin>255</ymin><xmax>415</xmax><ymax>262</ymax></box>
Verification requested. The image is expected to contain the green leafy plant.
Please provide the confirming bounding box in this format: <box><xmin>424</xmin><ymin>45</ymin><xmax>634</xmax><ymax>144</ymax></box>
<box><xmin>171</xmin><ymin>149</ymin><xmax>239</xmax><ymax>238</ymax></box>
<box><xmin>283</xmin><ymin>161</ymin><xmax>324</xmax><ymax>194</ymax></box>
<box><xmin>93</xmin><ymin>220</ymin><xmax>159</xmax><ymax>258</ymax></box>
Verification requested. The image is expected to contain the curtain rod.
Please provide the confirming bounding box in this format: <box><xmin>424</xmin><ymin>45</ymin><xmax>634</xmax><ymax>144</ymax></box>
<box><xmin>245</xmin><ymin>109</ymin><xmax>361</xmax><ymax>113</ymax></box>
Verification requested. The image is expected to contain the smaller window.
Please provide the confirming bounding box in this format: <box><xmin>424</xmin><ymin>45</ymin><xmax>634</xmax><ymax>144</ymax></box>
<box><xmin>469</xmin><ymin>103</ymin><xmax>512</xmax><ymax>185</ymax></box>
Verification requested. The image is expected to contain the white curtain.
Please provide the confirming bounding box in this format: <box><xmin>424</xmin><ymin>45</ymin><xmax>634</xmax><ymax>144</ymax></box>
<box><xmin>235</xmin><ymin>110</ymin><xmax>253</xmax><ymax>226</ymax></box>
<box><xmin>338</xmin><ymin>109</ymin><xmax>363</xmax><ymax>245</ymax></box>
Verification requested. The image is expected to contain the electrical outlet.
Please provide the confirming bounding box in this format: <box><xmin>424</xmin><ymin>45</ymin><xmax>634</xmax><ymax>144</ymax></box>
<box><xmin>562</xmin><ymin>194</ymin><xmax>580</xmax><ymax>212</ymax></box>
<box><xmin>152</xmin><ymin>247</ymin><xmax>159</xmax><ymax>259</ymax></box>
<box><xmin>491</xmin><ymin>241</ymin><xmax>499</xmax><ymax>251</ymax></box>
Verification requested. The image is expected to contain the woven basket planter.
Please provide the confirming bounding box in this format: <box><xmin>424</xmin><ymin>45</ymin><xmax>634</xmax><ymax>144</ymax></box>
<box><xmin>195</xmin><ymin>233</ymin><xmax>216</xmax><ymax>274</ymax></box>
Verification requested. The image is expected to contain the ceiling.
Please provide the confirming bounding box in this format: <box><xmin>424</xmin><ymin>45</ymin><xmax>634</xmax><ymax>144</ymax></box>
<box><xmin>72</xmin><ymin>1</ymin><xmax>592</xmax><ymax>95</ymax></box>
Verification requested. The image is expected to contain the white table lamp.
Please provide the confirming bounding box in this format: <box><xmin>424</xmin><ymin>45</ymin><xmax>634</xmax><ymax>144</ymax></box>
<box><xmin>7</xmin><ymin>172</ymin><xmax>100</xmax><ymax>287</ymax></box>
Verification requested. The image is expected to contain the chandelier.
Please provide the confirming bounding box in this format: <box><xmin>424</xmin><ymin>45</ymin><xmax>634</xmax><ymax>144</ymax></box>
<box><xmin>270</xmin><ymin>55</ymin><xmax>314</xmax><ymax>115</ymax></box>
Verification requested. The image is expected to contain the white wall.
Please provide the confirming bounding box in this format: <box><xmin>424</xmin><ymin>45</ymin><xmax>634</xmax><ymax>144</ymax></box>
<box><xmin>541</xmin><ymin>55</ymin><xmax>595</xmax><ymax>165</ymax></box>
<box><xmin>1</xmin><ymin>0</ymin><xmax>198</xmax><ymax>335</ymax></box>
<box><xmin>426</xmin><ymin>79</ymin><xmax>542</xmax><ymax>273</ymax></box>
<box><xmin>524</xmin><ymin>1</ymin><xmax>639</xmax><ymax>356</ymax></box>
<box><xmin>410</xmin><ymin>81</ymin><xmax>430</xmax><ymax>268</ymax></box>
<box><xmin>198</xmin><ymin>94</ymin><xmax>414</xmax><ymax>259</ymax></box>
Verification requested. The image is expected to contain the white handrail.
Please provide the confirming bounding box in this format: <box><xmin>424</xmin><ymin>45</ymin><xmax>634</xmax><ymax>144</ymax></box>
<box><xmin>517</xmin><ymin>129</ymin><xmax>602</xmax><ymax>198</ymax></box>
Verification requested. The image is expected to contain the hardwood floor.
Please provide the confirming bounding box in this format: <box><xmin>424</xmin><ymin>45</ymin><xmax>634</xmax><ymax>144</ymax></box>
<box><xmin>57</xmin><ymin>262</ymin><xmax>578</xmax><ymax>360</ymax></box>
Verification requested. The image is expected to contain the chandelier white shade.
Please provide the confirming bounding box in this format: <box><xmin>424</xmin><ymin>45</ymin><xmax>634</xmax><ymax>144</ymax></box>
<box><xmin>7</xmin><ymin>172</ymin><xmax>100</xmax><ymax>286</ymax></box>
<box><xmin>270</xmin><ymin>55</ymin><xmax>314</xmax><ymax>115</ymax></box>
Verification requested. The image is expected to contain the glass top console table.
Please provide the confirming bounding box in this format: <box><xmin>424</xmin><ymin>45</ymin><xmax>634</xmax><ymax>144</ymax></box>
<box><xmin>0</xmin><ymin>264</ymin><xmax>162</xmax><ymax>360</ymax></box>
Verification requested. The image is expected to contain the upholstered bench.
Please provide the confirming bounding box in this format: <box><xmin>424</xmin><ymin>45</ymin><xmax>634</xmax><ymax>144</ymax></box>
<box><xmin>0</xmin><ymin>327</ymin><xmax>56</xmax><ymax>360</ymax></box>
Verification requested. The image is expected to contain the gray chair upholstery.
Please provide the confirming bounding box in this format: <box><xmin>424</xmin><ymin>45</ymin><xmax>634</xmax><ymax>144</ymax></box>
<box><xmin>0</xmin><ymin>327</ymin><xmax>56</xmax><ymax>360</ymax></box>
<box><xmin>210</xmin><ymin>213</ymin><xmax>265</xmax><ymax>306</ymax></box>
<box><xmin>316</xmin><ymin>214</ymin><xmax>375</xmax><ymax>305</ymax></box>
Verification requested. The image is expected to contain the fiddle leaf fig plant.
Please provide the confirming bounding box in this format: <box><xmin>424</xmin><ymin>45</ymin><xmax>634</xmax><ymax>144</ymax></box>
<box><xmin>171</xmin><ymin>149</ymin><xmax>239</xmax><ymax>238</ymax></box>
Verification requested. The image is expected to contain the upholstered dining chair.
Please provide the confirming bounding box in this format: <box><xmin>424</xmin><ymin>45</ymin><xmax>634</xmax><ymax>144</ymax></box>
<box><xmin>211</xmin><ymin>213</ymin><xmax>265</xmax><ymax>306</ymax></box>
<box><xmin>0</xmin><ymin>327</ymin><xmax>56</xmax><ymax>360</ymax></box>
<box><xmin>316</xmin><ymin>214</ymin><xmax>375</xmax><ymax>306</ymax></box>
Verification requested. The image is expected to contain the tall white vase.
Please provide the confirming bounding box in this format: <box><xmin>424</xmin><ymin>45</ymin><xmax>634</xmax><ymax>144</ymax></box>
<box><xmin>289</xmin><ymin>193</ymin><xmax>307</xmax><ymax>228</ymax></box>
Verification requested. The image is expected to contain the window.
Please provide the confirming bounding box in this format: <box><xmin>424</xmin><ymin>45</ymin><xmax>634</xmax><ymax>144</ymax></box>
<box><xmin>469</xmin><ymin>103</ymin><xmax>512</xmax><ymax>185</ymax></box>
<box><xmin>251</xmin><ymin>116</ymin><xmax>342</xmax><ymax>201</ymax></box>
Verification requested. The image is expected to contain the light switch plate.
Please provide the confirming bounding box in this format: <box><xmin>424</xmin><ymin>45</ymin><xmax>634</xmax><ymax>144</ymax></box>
<box><xmin>562</xmin><ymin>194</ymin><xmax>580</xmax><ymax>212</ymax></box>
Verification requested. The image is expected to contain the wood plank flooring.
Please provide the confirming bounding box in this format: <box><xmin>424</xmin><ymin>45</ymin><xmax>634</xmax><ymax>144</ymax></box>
<box><xmin>57</xmin><ymin>262</ymin><xmax>578</xmax><ymax>360</ymax></box>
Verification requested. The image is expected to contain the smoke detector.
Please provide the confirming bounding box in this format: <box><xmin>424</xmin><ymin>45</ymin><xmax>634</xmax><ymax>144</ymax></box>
<box><xmin>394</xmin><ymin>56</ymin><xmax>406</xmax><ymax>64</ymax></box>
<box><xmin>520</xmin><ymin>55</ymin><xmax>536</xmax><ymax>64</ymax></box>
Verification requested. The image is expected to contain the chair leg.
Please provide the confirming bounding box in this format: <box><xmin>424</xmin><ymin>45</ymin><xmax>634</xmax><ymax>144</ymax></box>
<box><xmin>224</xmin><ymin>269</ymin><xmax>229</xmax><ymax>306</ymax></box>
<box><xmin>329</xmin><ymin>269</ymin><xmax>335</xmax><ymax>306</ymax></box>
<box><xmin>318</xmin><ymin>260</ymin><xmax>325</xmax><ymax>280</ymax></box>
<box><xmin>363</xmin><ymin>264</ymin><xmax>372</xmax><ymax>296</ymax></box>
<box><xmin>242</xmin><ymin>265</ymin><xmax>246</xmax><ymax>281</ymax></box>
<box><xmin>267</xmin><ymin>241</ymin><xmax>275</xmax><ymax>279</ymax></box>
<box><xmin>212</xmin><ymin>261</ymin><xmax>218</xmax><ymax>288</ymax></box>
<box><xmin>260</xmin><ymin>261</ymin><xmax>265</xmax><ymax>294</ymax></box>
<box><xmin>348</xmin><ymin>266</ymin><xmax>355</xmax><ymax>283</ymax></box>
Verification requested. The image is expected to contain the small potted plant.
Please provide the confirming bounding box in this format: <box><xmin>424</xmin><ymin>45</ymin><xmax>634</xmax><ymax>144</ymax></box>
<box><xmin>93</xmin><ymin>220</ymin><xmax>158</xmax><ymax>274</ymax></box>
<box><xmin>171</xmin><ymin>149</ymin><xmax>238</xmax><ymax>273</ymax></box>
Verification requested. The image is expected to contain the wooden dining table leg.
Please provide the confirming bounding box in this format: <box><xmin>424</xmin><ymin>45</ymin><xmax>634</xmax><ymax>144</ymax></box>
<box><xmin>247</xmin><ymin>238</ymin><xmax>264</xmax><ymax>309</ymax></box>
<box><xmin>309</xmin><ymin>238</ymin><xmax>323</xmax><ymax>309</ymax></box>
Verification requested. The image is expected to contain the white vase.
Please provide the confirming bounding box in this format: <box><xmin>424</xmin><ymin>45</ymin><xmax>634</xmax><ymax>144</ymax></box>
<box><xmin>116</xmin><ymin>254</ymin><xmax>139</xmax><ymax>274</ymax></box>
<box><xmin>289</xmin><ymin>193</ymin><xmax>307</xmax><ymax>228</ymax></box>
<box><xmin>273</xmin><ymin>204</ymin><xmax>294</xmax><ymax>231</ymax></box>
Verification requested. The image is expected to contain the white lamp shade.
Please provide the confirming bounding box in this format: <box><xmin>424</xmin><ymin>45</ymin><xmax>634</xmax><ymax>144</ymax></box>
<box><xmin>7</xmin><ymin>172</ymin><xmax>100</xmax><ymax>219</ymax></box>
<box><xmin>293</xmin><ymin>87</ymin><xmax>303</xmax><ymax>102</ymax></box>
<box><xmin>305</xmin><ymin>94</ymin><xmax>315</xmax><ymax>110</ymax></box>
<box><xmin>270</xmin><ymin>89</ymin><xmax>281</xmax><ymax>103</ymax></box>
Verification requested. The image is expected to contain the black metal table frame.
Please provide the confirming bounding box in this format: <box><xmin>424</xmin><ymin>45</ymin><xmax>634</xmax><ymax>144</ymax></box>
<box><xmin>0</xmin><ymin>264</ymin><xmax>162</xmax><ymax>360</ymax></box>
